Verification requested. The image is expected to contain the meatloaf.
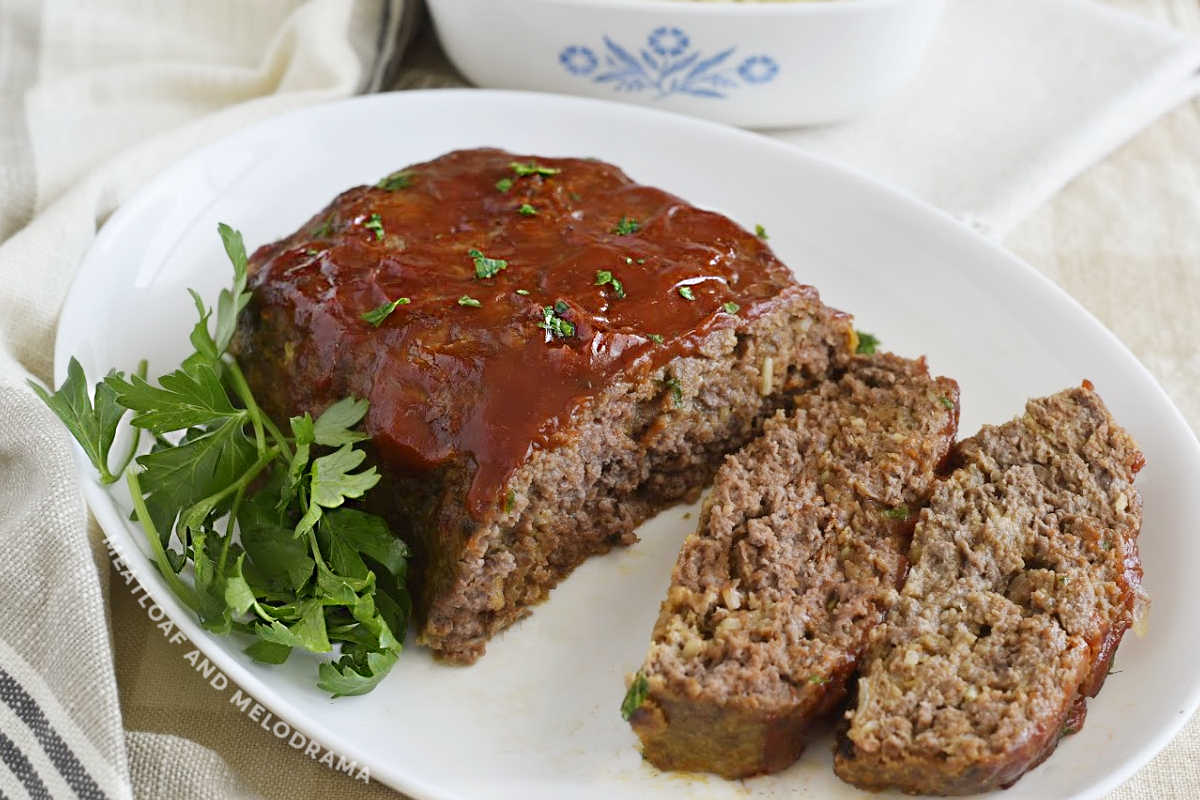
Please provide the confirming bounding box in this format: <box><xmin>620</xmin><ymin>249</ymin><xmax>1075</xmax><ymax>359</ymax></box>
<box><xmin>624</xmin><ymin>353</ymin><xmax>959</xmax><ymax>778</ymax></box>
<box><xmin>232</xmin><ymin>148</ymin><xmax>855</xmax><ymax>663</ymax></box>
<box><xmin>834</xmin><ymin>383</ymin><xmax>1146</xmax><ymax>795</ymax></box>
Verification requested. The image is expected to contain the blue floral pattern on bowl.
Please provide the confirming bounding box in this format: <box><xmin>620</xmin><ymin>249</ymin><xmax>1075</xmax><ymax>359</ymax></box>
<box><xmin>558</xmin><ymin>27</ymin><xmax>779</xmax><ymax>100</ymax></box>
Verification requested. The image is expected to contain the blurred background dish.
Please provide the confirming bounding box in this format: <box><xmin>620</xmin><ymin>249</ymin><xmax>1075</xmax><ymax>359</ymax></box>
<box><xmin>425</xmin><ymin>0</ymin><xmax>945</xmax><ymax>129</ymax></box>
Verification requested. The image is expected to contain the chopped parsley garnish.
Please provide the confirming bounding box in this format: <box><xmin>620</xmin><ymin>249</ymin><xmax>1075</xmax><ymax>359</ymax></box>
<box><xmin>938</xmin><ymin>395</ymin><xmax>955</xmax><ymax>410</ymax></box>
<box><xmin>612</xmin><ymin>216</ymin><xmax>640</xmax><ymax>236</ymax></box>
<box><xmin>31</xmin><ymin>223</ymin><xmax>409</xmax><ymax>697</ymax></box>
<box><xmin>469</xmin><ymin>248</ymin><xmax>508</xmax><ymax>279</ymax></box>
<box><xmin>636</xmin><ymin>258</ymin><xmax>646</xmax><ymax>264</ymax></box>
<box><xmin>808</xmin><ymin>675</ymin><xmax>829</xmax><ymax>685</ymax></box>
<box><xmin>518</xmin><ymin>203</ymin><xmax>538</xmax><ymax>217</ymax></box>
<box><xmin>856</xmin><ymin>330</ymin><xmax>880</xmax><ymax>355</ymax></box>
<box><xmin>510</xmin><ymin>161</ymin><xmax>561</xmax><ymax>177</ymax></box>
<box><xmin>311</xmin><ymin>217</ymin><xmax>334</xmax><ymax>238</ymax></box>
<box><xmin>458</xmin><ymin>295</ymin><xmax>482</xmax><ymax>308</ymax></box>
<box><xmin>515</xmin><ymin>289</ymin><xmax>530</xmax><ymax>296</ymax></box>
<box><xmin>360</xmin><ymin>297</ymin><xmax>410</xmax><ymax>327</ymax></box>
<box><xmin>678</xmin><ymin>286</ymin><xmax>695</xmax><ymax>301</ymax></box>
<box><xmin>722</xmin><ymin>301</ymin><xmax>740</xmax><ymax>315</ymax></box>
<box><xmin>755</xmin><ymin>224</ymin><xmax>769</xmax><ymax>240</ymax></box>
<box><xmin>376</xmin><ymin>170</ymin><xmax>412</xmax><ymax>191</ymax></box>
<box><xmin>305</xmin><ymin>249</ymin><xmax>319</xmax><ymax>257</ymax></box>
<box><xmin>664</xmin><ymin>376</ymin><xmax>683</xmax><ymax>406</ymax></box>
<box><xmin>594</xmin><ymin>270</ymin><xmax>625</xmax><ymax>299</ymax></box>
<box><xmin>537</xmin><ymin>304</ymin><xmax>575</xmax><ymax>339</ymax></box>
<box><xmin>884</xmin><ymin>505</ymin><xmax>910</xmax><ymax>521</ymax></box>
<box><xmin>504</xmin><ymin>488</ymin><xmax>516</xmax><ymax>513</ymax></box>
<box><xmin>495</xmin><ymin>177</ymin><xmax>513</xmax><ymax>193</ymax></box>
<box><xmin>620</xmin><ymin>671</ymin><xmax>649</xmax><ymax>721</ymax></box>
<box><xmin>364</xmin><ymin>213</ymin><xmax>385</xmax><ymax>241</ymax></box>
<box><xmin>647</xmin><ymin>333</ymin><xmax>664</xmax><ymax>344</ymax></box>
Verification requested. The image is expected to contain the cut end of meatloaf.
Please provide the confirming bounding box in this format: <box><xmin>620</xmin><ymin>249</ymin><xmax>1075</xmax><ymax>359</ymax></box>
<box><xmin>231</xmin><ymin>148</ymin><xmax>855</xmax><ymax>663</ymax></box>
<box><xmin>834</xmin><ymin>383</ymin><xmax>1145</xmax><ymax>796</ymax></box>
<box><xmin>626</xmin><ymin>353</ymin><xmax>960</xmax><ymax>778</ymax></box>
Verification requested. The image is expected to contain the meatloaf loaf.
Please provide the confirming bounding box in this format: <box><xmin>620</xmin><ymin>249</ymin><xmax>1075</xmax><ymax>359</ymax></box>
<box><xmin>232</xmin><ymin>148</ymin><xmax>855</xmax><ymax>663</ymax></box>
<box><xmin>624</xmin><ymin>353</ymin><xmax>959</xmax><ymax>778</ymax></box>
<box><xmin>834</xmin><ymin>383</ymin><xmax>1146</xmax><ymax>795</ymax></box>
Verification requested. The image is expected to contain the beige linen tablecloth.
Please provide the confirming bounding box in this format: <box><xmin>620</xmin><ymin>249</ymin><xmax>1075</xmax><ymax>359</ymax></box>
<box><xmin>1</xmin><ymin>1</ymin><xmax>1197</xmax><ymax>798</ymax></box>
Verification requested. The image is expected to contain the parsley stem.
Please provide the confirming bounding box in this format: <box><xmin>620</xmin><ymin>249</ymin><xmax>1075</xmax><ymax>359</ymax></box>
<box><xmin>106</xmin><ymin>358</ymin><xmax>149</xmax><ymax>484</ymax></box>
<box><xmin>218</xmin><ymin>484</ymin><xmax>246</xmax><ymax>575</ymax></box>
<box><xmin>126</xmin><ymin>469</ymin><xmax>202</xmax><ymax>611</ymax></box>
<box><xmin>223</xmin><ymin>357</ymin><xmax>287</xmax><ymax>457</ymax></box>
<box><xmin>196</xmin><ymin>445</ymin><xmax>281</xmax><ymax>525</ymax></box>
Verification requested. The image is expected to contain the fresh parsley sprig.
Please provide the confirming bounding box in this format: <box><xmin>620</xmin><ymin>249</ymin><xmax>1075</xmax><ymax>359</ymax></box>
<box><xmin>31</xmin><ymin>224</ymin><xmax>410</xmax><ymax>697</ymax></box>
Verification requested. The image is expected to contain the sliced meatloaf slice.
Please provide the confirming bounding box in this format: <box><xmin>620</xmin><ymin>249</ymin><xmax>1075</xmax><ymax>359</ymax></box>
<box><xmin>624</xmin><ymin>353</ymin><xmax>960</xmax><ymax>778</ymax></box>
<box><xmin>232</xmin><ymin>148</ymin><xmax>855</xmax><ymax>663</ymax></box>
<box><xmin>834</xmin><ymin>383</ymin><xmax>1146</xmax><ymax>795</ymax></box>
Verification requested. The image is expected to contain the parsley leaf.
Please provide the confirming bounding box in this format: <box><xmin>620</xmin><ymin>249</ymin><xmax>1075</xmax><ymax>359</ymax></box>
<box><xmin>376</xmin><ymin>170</ymin><xmax>412</xmax><ymax>191</ymax></box>
<box><xmin>883</xmin><ymin>505</ymin><xmax>910</xmax><ymax>521</ymax></box>
<box><xmin>364</xmin><ymin>213</ymin><xmax>385</xmax><ymax>241</ymax></box>
<box><xmin>678</xmin><ymin>286</ymin><xmax>695</xmax><ymax>301</ymax></box>
<box><xmin>294</xmin><ymin>444</ymin><xmax>381</xmax><ymax>536</ymax></box>
<box><xmin>613</xmin><ymin>216</ymin><xmax>640</xmax><ymax>236</ymax></box>
<box><xmin>722</xmin><ymin>301</ymin><xmax>740</xmax><ymax>315</ymax></box>
<box><xmin>621</xmin><ymin>671</ymin><xmax>649</xmax><ymax>720</ymax></box>
<box><xmin>495</xmin><ymin>177</ymin><xmax>513</xmax><ymax>193</ymax></box>
<box><xmin>647</xmin><ymin>333</ymin><xmax>664</xmax><ymax>344</ymax></box>
<box><xmin>458</xmin><ymin>295</ymin><xmax>482</xmax><ymax>308</ymax></box>
<box><xmin>360</xmin><ymin>297</ymin><xmax>409</xmax><ymax>327</ymax></box>
<box><xmin>938</xmin><ymin>395</ymin><xmax>955</xmax><ymax>411</ymax></box>
<box><xmin>515</xmin><ymin>289</ymin><xmax>530</xmax><ymax>296</ymax></box>
<box><xmin>537</xmin><ymin>304</ymin><xmax>575</xmax><ymax>339</ymax></box>
<box><xmin>312</xmin><ymin>397</ymin><xmax>370</xmax><ymax>446</ymax></box>
<box><xmin>755</xmin><ymin>224</ymin><xmax>769</xmax><ymax>240</ymax></box>
<box><xmin>510</xmin><ymin>161</ymin><xmax>561</xmax><ymax>177</ymax></box>
<box><xmin>28</xmin><ymin>357</ymin><xmax>133</xmax><ymax>484</ymax></box>
<box><xmin>469</xmin><ymin>248</ymin><xmax>508</xmax><ymax>279</ymax></box>
<box><xmin>105</xmin><ymin>361</ymin><xmax>242</xmax><ymax>432</ymax></box>
<box><xmin>517</xmin><ymin>203</ymin><xmax>537</xmax><ymax>217</ymax></box>
<box><xmin>856</xmin><ymin>330</ymin><xmax>880</xmax><ymax>355</ymax></box>
<box><xmin>594</xmin><ymin>270</ymin><xmax>625</xmax><ymax>299</ymax></box>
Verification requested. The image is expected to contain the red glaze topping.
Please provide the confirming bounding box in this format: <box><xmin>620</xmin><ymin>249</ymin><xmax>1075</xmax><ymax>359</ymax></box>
<box><xmin>244</xmin><ymin>148</ymin><xmax>801</xmax><ymax>517</ymax></box>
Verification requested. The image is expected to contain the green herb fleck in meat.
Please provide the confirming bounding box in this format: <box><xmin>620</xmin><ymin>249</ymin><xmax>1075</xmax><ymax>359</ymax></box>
<box><xmin>376</xmin><ymin>171</ymin><xmax>412</xmax><ymax>191</ymax></box>
<box><xmin>613</xmin><ymin>216</ymin><xmax>640</xmax><ymax>236</ymax></box>
<box><xmin>518</xmin><ymin>203</ymin><xmax>538</xmax><ymax>217</ymax></box>
<box><xmin>510</xmin><ymin>161</ymin><xmax>561</xmax><ymax>177</ymax></box>
<box><xmin>678</xmin><ymin>286</ymin><xmax>695</xmax><ymax>301</ymax></box>
<box><xmin>621</xmin><ymin>671</ymin><xmax>649</xmax><ymax>721</ymax></box>
<box><xmin>664</xmin><ymin>376</ymin><xmax>683</xmax><ymax>406</ymax></box>
<box><xmin>856</xmin><ymin>330</ymin><xmax>880</xmax><ymax>355</ymax></box>
<box><xmin>647</xmin><ymin>334</ymin><xmax>664</xmax><ymax>344</ymax></box>
<box><xmin>360</xmin><ymin>297</ymin><xmax>410</xmax><ymax>327</ymax></box>
<box><xmin>722</xmin><ymin>301</ymin><xmax>740</xmax><ymax>315</ymax></box>
<box><xmin>537</xmin><ymin>304</ymin><xmax>575</xmax><ymax>339</ymax></box>
<box><xmin>594</xmin><ymin>270</ymin><xmax>625</xmax><ymax>299</ymax></box>
<box><xmin>938</xmin><ymin>395</ymin><xmax>955</xmax><ymax>411</ymax></box>
<box><xmin>755</xmin><ymin>224</ymin><xmax>769</xmax><ymax>240</ymax></box>
<box><xmin>469</xmin><ymin>248</ymin><xmax>508</xmax><ymax>279</ymax></box>
<box><xmin>884</xmin><ymin>505</ymin><xmax>910</xmax><ymax>521</ymax></box>
<box><xmin>495</xmin><ymin>177</ymin><xmax>513</xmax><ymax>193</ymax></box>
<box><xmin>364</xmin><ymin>213</ymin><xmax>385</xmax><ymax>241</ymax></box>
<box><xmin>458</xmin><ymin>295</ymin><xmax>482</xmax><ymax>308</ymax></box>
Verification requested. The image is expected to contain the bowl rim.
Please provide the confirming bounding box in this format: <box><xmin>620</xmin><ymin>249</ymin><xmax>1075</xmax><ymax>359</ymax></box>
<box><xmin>473</xmin><ymin>0</ymin><xmax>924</xmax><ymax>16</ymax></box>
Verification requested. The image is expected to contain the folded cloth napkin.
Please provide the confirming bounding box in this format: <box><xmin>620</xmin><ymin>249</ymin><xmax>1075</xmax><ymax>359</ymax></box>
<box><xmin>772</xmin><ymin>0</ymin><xmax>1200</xmax><ymax>235</ymax></box>
<box><xmin>0</xmin><ymin>1</ymin><xmax>1195</xmax><ymax>799</ymax></box>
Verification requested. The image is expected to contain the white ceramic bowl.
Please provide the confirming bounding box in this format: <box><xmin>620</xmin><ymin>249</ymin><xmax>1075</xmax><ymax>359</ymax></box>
<box><xmin>426</xmin><ymin>0</ymin><xmax>945</xmax><ymax>129</ymax></box>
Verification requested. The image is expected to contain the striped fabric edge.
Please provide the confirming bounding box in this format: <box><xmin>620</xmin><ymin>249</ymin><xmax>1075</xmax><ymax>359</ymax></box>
<box><xmin>0</xmin><ymin>637</ymin><xmax>131</xmax><ymax>800</ymax></box>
